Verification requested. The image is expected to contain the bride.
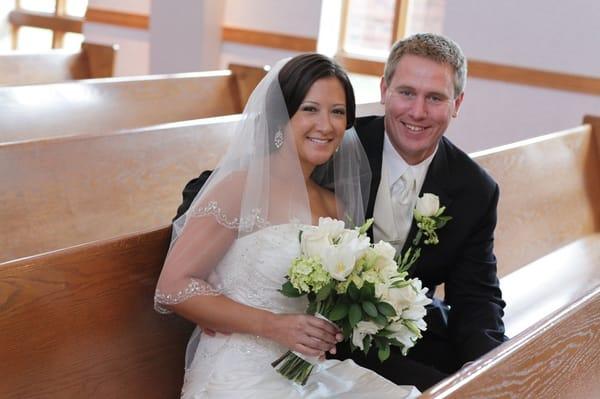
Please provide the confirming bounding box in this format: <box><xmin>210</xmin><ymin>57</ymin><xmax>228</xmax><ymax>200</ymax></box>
<box><xmin>154</xmin><ymin>53</ymin><xmax>420</xmax><ymax>398</ymax></box>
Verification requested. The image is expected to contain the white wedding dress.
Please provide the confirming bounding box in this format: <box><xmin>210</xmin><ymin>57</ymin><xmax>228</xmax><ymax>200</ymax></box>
<box><xmin>181</xmin><ymin>224</ymin><xmax>420</xmax><ymax>399</ymax></box>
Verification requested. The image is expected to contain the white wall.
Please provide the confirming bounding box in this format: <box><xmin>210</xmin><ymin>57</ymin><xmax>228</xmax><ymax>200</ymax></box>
<box><xmin>442</xmin><ymin>0</ymin><xmax>600</xmax><ymax>152</ymax></box>
<box><xmin>150</xmin><ymin>0</ymin><xmax>225</xmax><ymax>73</ymax></box>
<box><xmin>220</xmin><ymin>0</ymin><xmax>322</xmax><ymax>67</ymax></box>
<box><xmin>0</xmin><ymin>1</ymin><xmax>15</xmax><ymax>51</ymax></box>
<box><xmin>83</xmin><ymin>0</ymin><xmax>151</xmax><ymax>76</ymax></box>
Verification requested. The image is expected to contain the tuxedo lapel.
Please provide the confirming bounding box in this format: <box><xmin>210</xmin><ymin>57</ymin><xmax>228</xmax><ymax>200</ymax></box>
<box><xmin>401</xmin><ymin>138</ymin><xmax>454</xmax><ymax>257</ymax></box>
<box><xmin>356</xmin><ymin>117</ymin><xmax>385</xmax><ymax>242</ymax></box>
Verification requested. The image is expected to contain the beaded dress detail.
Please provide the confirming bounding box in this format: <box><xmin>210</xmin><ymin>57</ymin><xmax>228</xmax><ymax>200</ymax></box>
<box><xmin>180</xmin><ymin>224</ymin><xmax>420</xmax><ymax>399</ymax></box>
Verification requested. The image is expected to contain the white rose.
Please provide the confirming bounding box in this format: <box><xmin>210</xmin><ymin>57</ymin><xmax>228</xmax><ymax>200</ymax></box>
<box><xmin>352</xmin><ymin>321</ymin><xmax>380</xmax><ymax>350</ymax></box>
<box><xmin>373</xmin><ymin>241</ymin><xmax>396</xmax><ymax>261</ymax></box>
<box><xmin>317</xmin><ymin>217</ymin><xmax>345</xmax><ymax>236</ymax></box>
<box><xmin>374</xmin><ymin>282</ymin><xmax>389</xmax><ymax>300</ymax></box>
<box><xmin>415</xmin><ymin>193</ymin><xmax>440</xmax><ymax>217</ymax></box>
<box><xmin>301</xmin><ymin>228</ymin><xmax>331</xmax><ymax>258</ymax></box>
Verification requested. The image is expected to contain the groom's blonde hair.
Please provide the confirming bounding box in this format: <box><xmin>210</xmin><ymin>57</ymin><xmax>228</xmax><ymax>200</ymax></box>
<box><xmin>384</xmin><ymin>33</ymin><xmax>467</xmax><ymax>98</ymax></box>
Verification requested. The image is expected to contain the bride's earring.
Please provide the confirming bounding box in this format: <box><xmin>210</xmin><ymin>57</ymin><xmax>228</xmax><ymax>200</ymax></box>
<box><xmin>274</xmin><ymin>130</ymin><xmax>284</xmax><ymax>149</ymax></box>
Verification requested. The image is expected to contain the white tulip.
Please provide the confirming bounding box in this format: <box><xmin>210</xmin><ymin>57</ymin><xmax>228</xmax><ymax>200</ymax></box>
<box><xmin>352</xmin><ymin>321</ymin><xmax>380</xmax><ymax>350</ymax></box>
<box><xmin>386</xmin><ymin>321</ymin><xmax>417</xmax><ymax>354</ymax></box>
<box><xmin>415</xmin><ymin>193</ymin><xmax>440</xmax><ymax>217</ymax></box>
<box><xmin>322</xmin><ymin>248</ymin><xmax>356</xmax><ymax>281</ymax></box>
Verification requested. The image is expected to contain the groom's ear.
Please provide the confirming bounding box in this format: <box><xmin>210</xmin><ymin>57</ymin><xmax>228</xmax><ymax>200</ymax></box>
<box><xmin>379</xmin><ymin>77</ymin><xmax>387</xmax><ymax>105</ymax></box>
<box><xmin>452</xmin><ymin>92</ymin><xmax>465</xmax><ymax>118</ymax></box>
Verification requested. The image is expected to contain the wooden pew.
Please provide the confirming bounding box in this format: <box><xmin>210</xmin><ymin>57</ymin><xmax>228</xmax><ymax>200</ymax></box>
<box><xmin>472</xmin><ymin>114</ymin><xmax>600</xmax><ymax>278</ymax></box>
<box><xmin>0</xmin><ymin>102</ymin><xmax>376</xmax><ymax>263</ymax></box>
<box><xmin>0</xmin><ymin>64</ymin><xmax>267</xmax><ymax>145</ymax></box>
<box><xmin>228</xmin><ymin>63</ymin><xmax>269</xmax><ymax>108</ymax></box>
<box><xmin>0</xmin><ymin>116</ymin><xmax>239</xmax><ymax>263</ymax></box>
<box><xmin>0</xmin><ymin>42</ymin><xmax>117</xmax><ymax>86</ymax></box>
<box><xmin>0</xmin><ymin>227</ymin><xmax>192</xmax><ymax>399</ymax></box>
<box><xmin>1</xmin><ymin>117</ymin><xmax>599</xmax><ymax>397</ymax></box>
<box><xmin>421</xmin><ymin>285</ymin><xmax>600</xmax><ymax>398</ymax></box>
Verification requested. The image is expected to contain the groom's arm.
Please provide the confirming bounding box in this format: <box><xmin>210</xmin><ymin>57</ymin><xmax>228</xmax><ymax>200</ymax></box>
<box><xmin>444</xmin><ymin>182</ymin><xmax>507</xmax><ymax>365</ymax></box>
<box><xmin>174</xmin><ymin>170</ymin><xmax>213</xmax><ymax>220</ymax></box>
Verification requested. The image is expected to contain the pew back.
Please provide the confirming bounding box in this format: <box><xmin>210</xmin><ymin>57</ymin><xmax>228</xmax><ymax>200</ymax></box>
<box><xmin>0</xmin><ymin>116</ymin><xmax>239</xmax><ymax>262</ymax></box>
<box><xmin>421</xmin><ymin>285</ymin><xmax>600</xmax><ymax>398</ymax></box>
<box><xmin>472</xmin><ymin>116</ymin><xmax>600</xmax><ymax>277</ymax></box>
<box><xmin>0</xmin><ymin>71</ymin><xmax>243</xmax><ymax>144</ymax></box>
<box><xmin>0</xmin><ymin>227</ymin><xmax>192</xmax><ymax>399</ymax></box>
<box><xmin>228</xmin><ymin>63</ymin><xmax>268</xmax><ymax>108</ymax></box>
<box><xmin>0</xmin><ymin>42</ymin><xmax>117</xmax><ymax>86</ymax></box>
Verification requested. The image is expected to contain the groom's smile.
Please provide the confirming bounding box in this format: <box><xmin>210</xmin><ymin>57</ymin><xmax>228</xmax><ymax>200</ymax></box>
<box><xmin>380</xmin><ymin>54</ymin><xmax>464</xmax><ymax>165</ymax></box>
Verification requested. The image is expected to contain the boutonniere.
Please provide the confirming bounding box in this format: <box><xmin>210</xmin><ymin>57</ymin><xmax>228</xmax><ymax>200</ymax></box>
<box><xmin>413</xmin><ymin>193</ymin><xmax>452</xmax><ymax>245</ymax></box>
<box><xmin>397</xmin><ymin>193</ymin><xmax>451</xmax><ymax>272</ymax></box>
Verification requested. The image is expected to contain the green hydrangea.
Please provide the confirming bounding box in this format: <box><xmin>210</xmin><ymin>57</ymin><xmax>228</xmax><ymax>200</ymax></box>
<box><xmin>289</xmin><ymin>256</ymin><xmax>331</xmax><ymax>293</ymax></box>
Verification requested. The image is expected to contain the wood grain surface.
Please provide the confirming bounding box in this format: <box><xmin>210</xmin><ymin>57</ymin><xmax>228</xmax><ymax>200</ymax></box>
<box><xmin>0</xmin><ymin>71</ymin><xmax>242</xmax><ymax>144</ymax></box>
<box><xmin>0</xmin><ymin>42</ymin><xmax>116</xmax><ymax>87</ymax></box>
<box><xmin>0</xmin><ymin>116</ymin><xmax>238</xmax><ymax>262</ymax></box>
<box><xmin>473</xmin><ymin>121</ymin><xmax>600</xmax><ymax>277</ymax></box>
<box><xmin>0</xmin><ymin>227</ymin><xmax>194</xmax><ymax>399</ymax></box>
<box><xmin>421</xmin><ymin>286</ymin><xmax>600</xmax><ymax>398</ymax></box>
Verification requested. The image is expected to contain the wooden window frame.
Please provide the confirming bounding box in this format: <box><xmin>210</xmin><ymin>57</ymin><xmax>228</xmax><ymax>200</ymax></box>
<box><xmin>336</xmin><ymin>0</ymin><xmax>409</xmax><ymax>76</ymax></box>
<box><xmin>9</xmin><ymin>0</ymin><xmax>84</xmax><ymax>50</ymax></box>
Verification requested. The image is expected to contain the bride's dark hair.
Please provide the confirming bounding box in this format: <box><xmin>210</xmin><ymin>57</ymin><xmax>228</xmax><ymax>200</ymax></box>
<box><xmin>278</xmin><ymin>53</ymin><xmax>356</xmax><ymax>129</ymax></box>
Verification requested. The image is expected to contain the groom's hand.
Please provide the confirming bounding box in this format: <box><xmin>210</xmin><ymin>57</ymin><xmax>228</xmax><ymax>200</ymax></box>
<box><xmin>266</xmin><ymin>314</ymin><xmax>343</xmax><ymax>358</ymax></box>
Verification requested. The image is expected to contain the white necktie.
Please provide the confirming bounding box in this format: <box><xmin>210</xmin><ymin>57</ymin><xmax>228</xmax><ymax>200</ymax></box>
<box><xmin>389</xmin><ymin>169</ymin><xmax>416</xmax><ymax>248</ymax></box>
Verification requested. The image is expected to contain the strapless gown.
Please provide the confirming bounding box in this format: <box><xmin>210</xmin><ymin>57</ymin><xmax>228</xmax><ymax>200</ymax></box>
<box><xmin>181</xmin><ymin>224</ymin><xmax>420</xmax><ymax>399</ymax></box>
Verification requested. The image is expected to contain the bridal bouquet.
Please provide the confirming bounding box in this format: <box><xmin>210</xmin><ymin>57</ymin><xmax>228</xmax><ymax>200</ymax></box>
<box><xmin>272</xmin><ymin>217</ymin><xmax>432</xmax><ymax>385</ymax></box>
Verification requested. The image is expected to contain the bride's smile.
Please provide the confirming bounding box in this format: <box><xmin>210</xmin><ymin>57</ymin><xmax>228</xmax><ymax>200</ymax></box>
<box><xmin>288</xmin><ymin>76</ymin><xmax>348</xmax><ymax>174</ymax></box>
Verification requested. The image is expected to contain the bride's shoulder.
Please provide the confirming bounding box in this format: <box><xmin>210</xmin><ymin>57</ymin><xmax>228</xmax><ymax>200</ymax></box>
<box><xmin>316</xmin><ymin>185</ymin><xmax>344</xmax><ymax>219</ymax></box>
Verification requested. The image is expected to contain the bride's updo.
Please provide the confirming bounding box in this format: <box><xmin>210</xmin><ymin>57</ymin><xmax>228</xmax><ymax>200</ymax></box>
<box><xmin>278</xmin><ymin>53</ymin><xmax>356</xmax><ymax>129</ymax></box>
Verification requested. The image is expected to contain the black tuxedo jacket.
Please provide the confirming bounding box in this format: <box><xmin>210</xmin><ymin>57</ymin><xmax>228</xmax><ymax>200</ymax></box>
<box><xmin>173</xmin><ymin>115</ymin><xmax>507</xmax><ymax>389</ymax></box>
<box><xmin>354</xmin><ymin>116</ymin><xmax>506</xmax><ymax>357</ymax></box>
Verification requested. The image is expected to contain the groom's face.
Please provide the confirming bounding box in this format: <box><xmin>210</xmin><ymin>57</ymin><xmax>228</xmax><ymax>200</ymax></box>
<box><xmin>381</xmin><ymin>54</ymin><xmax>464</xmax><ymax>165</ymax></box>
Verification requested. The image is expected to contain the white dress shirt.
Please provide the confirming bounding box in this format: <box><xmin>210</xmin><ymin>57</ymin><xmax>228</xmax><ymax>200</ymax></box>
<box><xmin>373</xmin><ymin>132</ymin><xmax>437</xmax><ymax>251</ymax></box>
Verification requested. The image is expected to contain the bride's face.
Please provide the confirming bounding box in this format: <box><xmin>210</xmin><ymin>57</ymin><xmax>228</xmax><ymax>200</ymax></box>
<box><xmin>288</xmin><ymin>76</ymin><xmax>347</xmax><ymax>171</ymax></box>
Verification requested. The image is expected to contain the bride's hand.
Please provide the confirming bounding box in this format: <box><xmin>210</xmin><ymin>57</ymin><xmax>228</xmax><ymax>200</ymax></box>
<box><xmin>266</xmin><ymin>314</ymin><xmax>343</xmax><ymax>357</ymax></box>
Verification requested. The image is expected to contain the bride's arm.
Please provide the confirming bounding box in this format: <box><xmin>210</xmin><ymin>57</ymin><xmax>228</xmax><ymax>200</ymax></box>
<box><xmin>168</xmin><ymin>295</ymin><xmax>340</xmax><ymax>357</ymax></box>
<box><xmin>159</xmin><ymin>216</ymin><xmax>341</xmax><ymax>357</ymax></box>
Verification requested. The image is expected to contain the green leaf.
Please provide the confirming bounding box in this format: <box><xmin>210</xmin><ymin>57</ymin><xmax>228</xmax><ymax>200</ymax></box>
<box><xmin>280</xmin><ymin>281</ymin><xmax>303</xmax><ymax>297</ymax></box>
<box><xmin>341</xmin><ymin>320</ymin><xmax>352</xmax><ymax>338</ymax></box>
<box><xmin>306</xmin><ymin>301</ymin><xmax>317</xmax><ymax>315</ymax></box>
<box><xmin>361</xmin><ymin>301</ymin><xmax>378</xmax><ymax>318</ymax></box>
<box><xmin>372</xmin><ymin>313</ymin><xmax>388</xmax><ymax>327</ymax></box>
<box><xmin>315</xmin><ymin>281</ymin><xmax>333</xmax><ymax>302</ymax></box>
<box><xmin>348</xmin><ymin>282</ymin><xmax>360</xmax><ymax>301</ymax></box>
<box><xmin>376</xmin><ymin>302</ymin><xmax>397</xmax><ymax>318</ymax></box>
<box><xmin>357</xmin><ymin>218</ymin><xmax>374</xmax><ymax>235</ymax></box>
<box><xmin>363</xmin><ymin>335</ymin><xmax>372</xmax><ymax>355</ymax></box>
<box><xmin>348</xmin><ymin>303</ymin><xmax>362</xmax><ymax>328</ymax></box>
<box><xmin>328</xmin><ymin>302</ymin><xmax>349</xmax><ymax>321</ymax></box>
<box><xmin>359</xmin><ymin>282</ymin><xmax>375</xmax><ymax>300</ymax></box>
<box><xmin>412</xmin><ymin>230</ymin><xmax>423</xmax><ymax>246</ymax></box>
<box><xmin>377</xmin><ymin>342</ymin><xmax>391</xmax><ymax>362</ymax></box>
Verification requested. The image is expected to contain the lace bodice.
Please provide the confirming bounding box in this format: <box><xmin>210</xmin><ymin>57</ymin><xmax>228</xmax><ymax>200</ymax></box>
<box><xmin>216</xmin><ymin>224</ymin><xmax>308</xmax><ymax>313</ymax></box>
<box><xmin>185</xmin><ymin>224</ymin><xmax>309</xmax><ymax>367</ymax></box>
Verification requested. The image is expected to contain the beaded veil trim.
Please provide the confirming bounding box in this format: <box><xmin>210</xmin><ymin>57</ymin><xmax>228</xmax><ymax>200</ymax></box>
<box><xmin>189</xmin><ymin>201</ymin><xmax>270</xmax><ymax>232</ymax></box>
<box><xmin>154</xmin><ymin>278</ymin><xmax>220</xmax><ymax>314</ymax></box>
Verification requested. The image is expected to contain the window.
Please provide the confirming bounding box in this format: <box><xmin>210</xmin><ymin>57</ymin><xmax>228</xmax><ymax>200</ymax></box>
<box><xmin>10</xmin><ymin>0</ymin><xmax>88</xmax><ymax>51</ymax></box>
<box><xmin>323</xmin><ymin>0</ymin><xmax>447</xmax><ymax>75</ymax></box>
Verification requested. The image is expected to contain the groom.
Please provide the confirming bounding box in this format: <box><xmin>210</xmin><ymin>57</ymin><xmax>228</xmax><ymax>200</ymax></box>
<box><xmin>332</xmin><ymin>33</ymin><xmax>507</xmax><ymax>390</ymax></box>
<box><xmin>172</xmin><ymin>33</ymin><xmax>506</xmax><ymax>391</ymax></box>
